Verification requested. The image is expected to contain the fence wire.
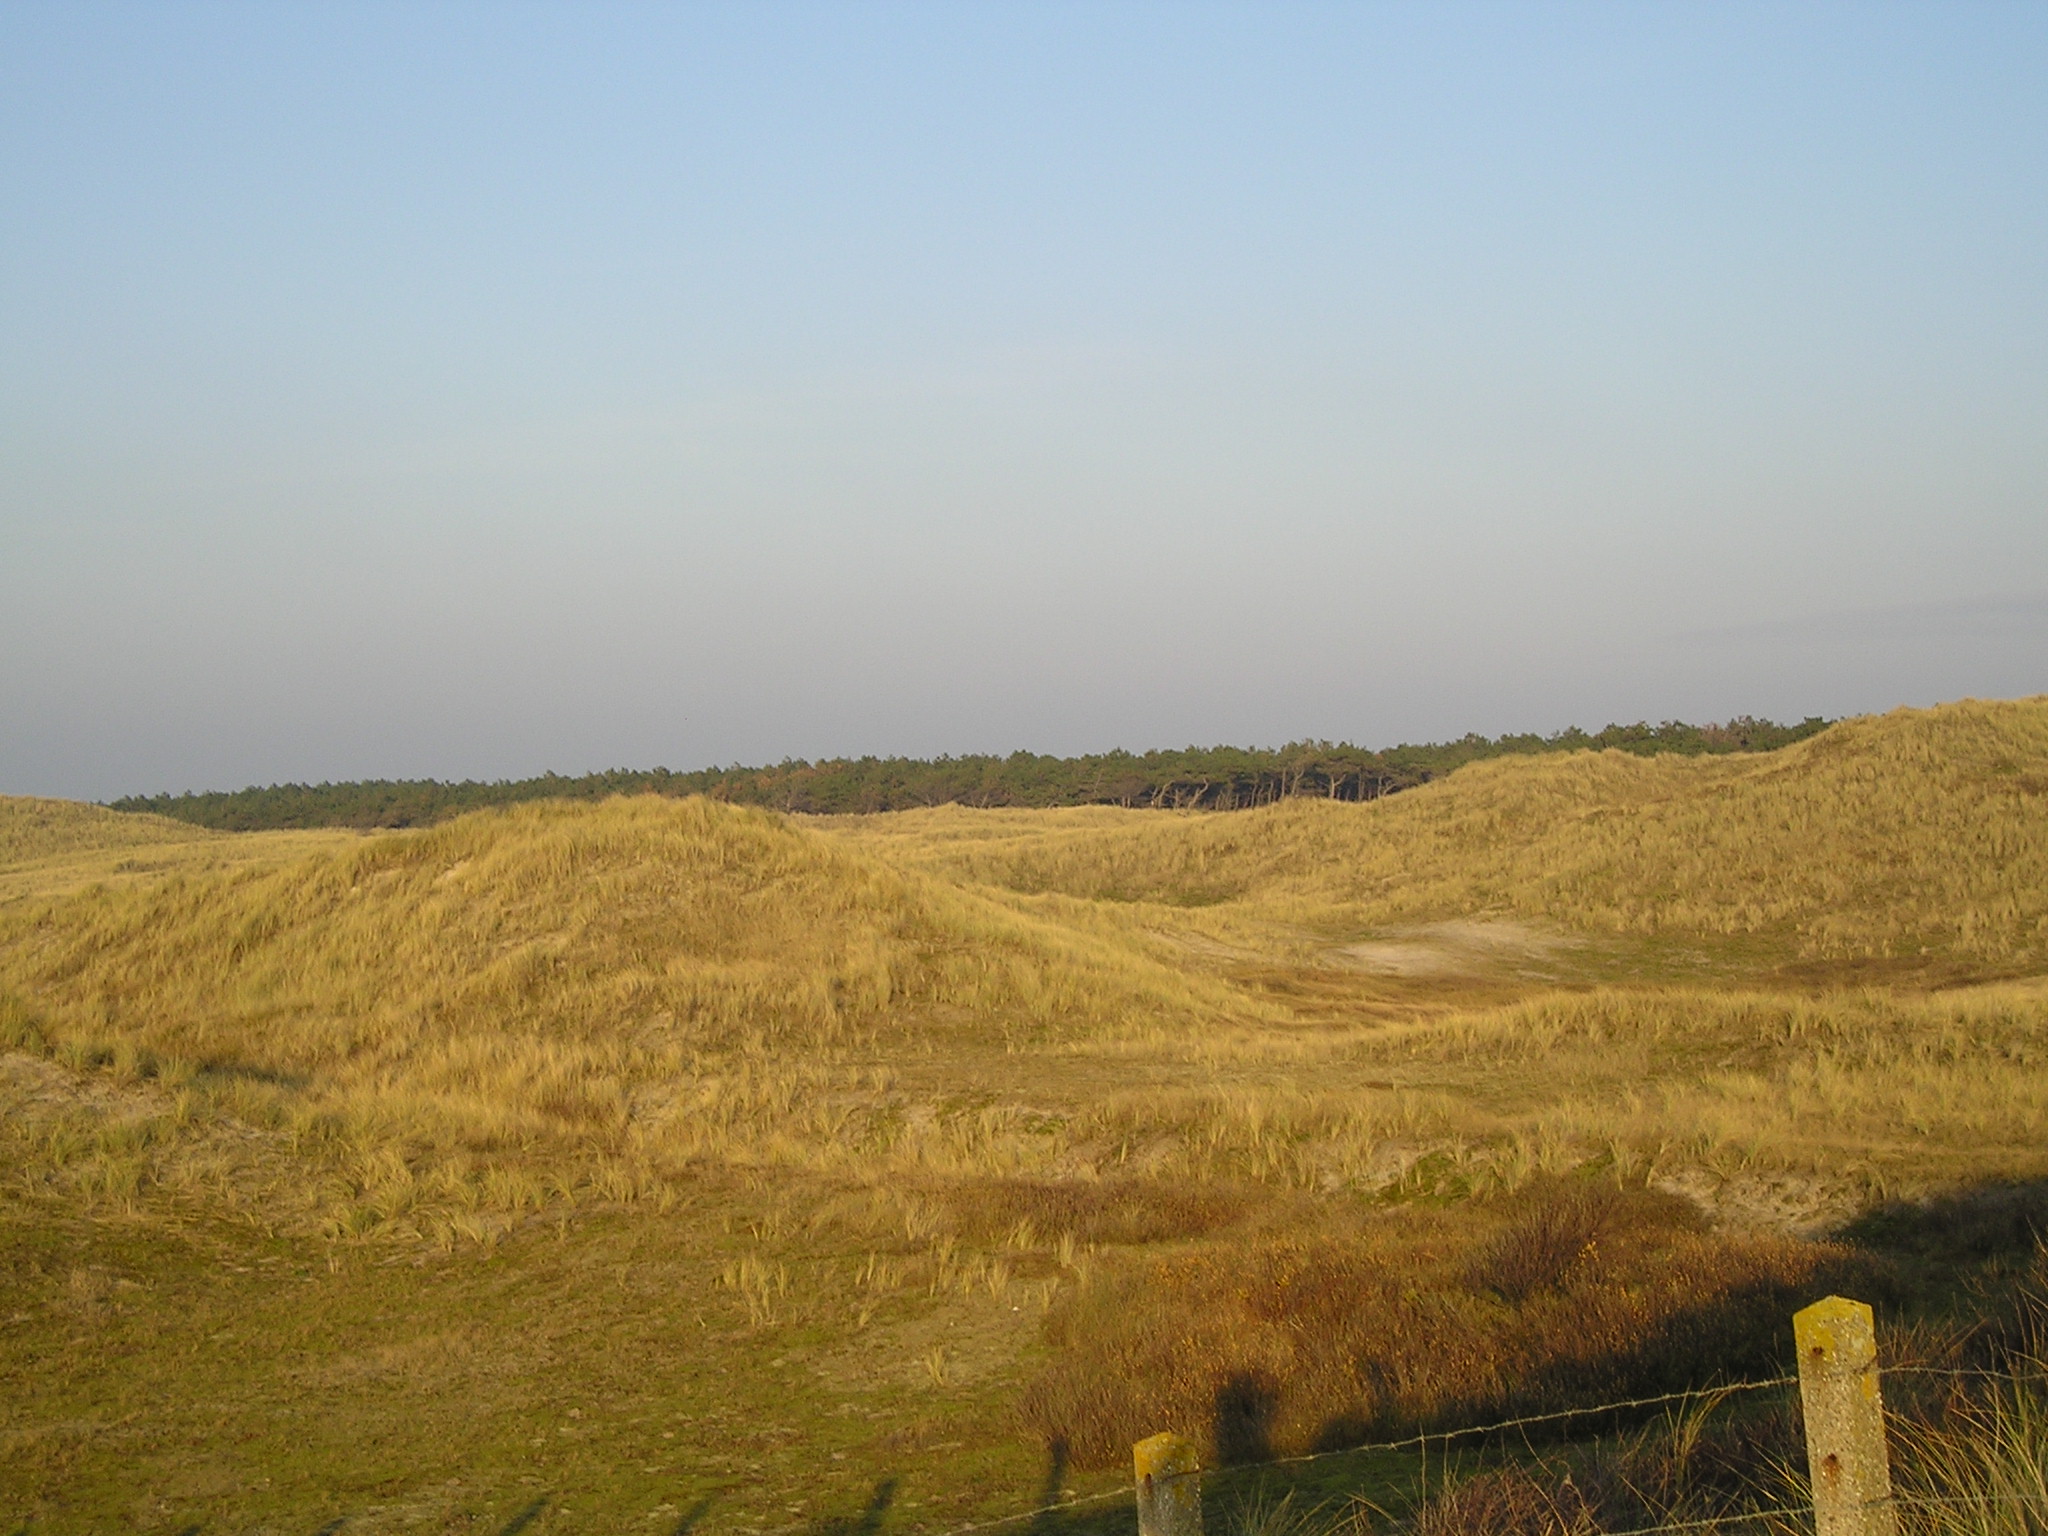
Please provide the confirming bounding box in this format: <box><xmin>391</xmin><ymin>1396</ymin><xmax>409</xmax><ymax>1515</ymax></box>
<box><xmin>1595</xmin><ymin>1507</ymin><xmax>1809</xmax><ymax>1536</ymax></box>
<box><xmin>1264</xmin><ymin>1377</ymin><xmax>1801</xmax><ymax>1469</ymax></box>
<box><xmin>923</xmin><ymin>1364</ymin><xmax>2048</xmax><ymax>1536</ymax></box>
<box><xmin>929</xmin><ymin>1376</ymin><xmax>2048</xmax><ymax>1536</ymax></box>
<box><xmin>924</xmin><ymin>1377</ymin><xmax>1803</xmax><ymax>1536</ymax></box>
<box><xmin>1887</xmin><ymin>1366</ymin><xmax>2048</xmax><ymax>1385</ymax></box>
<box><xmin>936</xmin><ymin>1483</ymin><xmax>2048</xmax><ymax>1536</ymax></box>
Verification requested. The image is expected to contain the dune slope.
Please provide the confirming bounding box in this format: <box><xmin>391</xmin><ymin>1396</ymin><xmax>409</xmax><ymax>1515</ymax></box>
<box><xmin>894</xmin><ymin>696</ymin><xmax>2048</xmax><ymax>965</ymax></box>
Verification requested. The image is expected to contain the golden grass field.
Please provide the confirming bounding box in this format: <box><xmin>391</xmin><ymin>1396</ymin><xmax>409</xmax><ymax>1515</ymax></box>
<box><xmin>3</xmin><ymin>696</ymin><xmax>2047</xmax><ymax>1535</ymax></box>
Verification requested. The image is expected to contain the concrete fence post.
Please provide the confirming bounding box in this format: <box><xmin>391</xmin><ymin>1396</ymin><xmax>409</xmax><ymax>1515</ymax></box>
<box><xmin>1133</xmin><ymin>1431</ymin><xmax>1202</xmax><ymax>1536</ymax></box>
<box><xmin>1795</xmin><ymin>1296</ymin><xmax>1897</xmax><ymax>1536</ymax></box>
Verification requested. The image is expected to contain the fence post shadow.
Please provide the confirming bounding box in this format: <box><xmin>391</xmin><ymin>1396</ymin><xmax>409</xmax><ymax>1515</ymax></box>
<box><xmin>1215</xmin><ymin>1373</ymin><xmax>1277</xmax><ymax>1467</ymax></box>
<box><xmin>811</xmin><ymin>1477</ymin><xmax>898</xmax><ymax>1536</ymax></box>
<box><xmin>669</xmin><ymin>1493</ymin><xmax>718</xmax><ymax>1536</ymax></box>
<box><xmin>1029</xmin><ymin>1438</ymin><xmax>1071</xmax><ymax>1536</ymax></box>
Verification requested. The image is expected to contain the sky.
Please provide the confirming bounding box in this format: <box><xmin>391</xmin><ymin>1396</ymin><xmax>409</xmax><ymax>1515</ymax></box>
<box><xmin>3</xmin><ymin>3</ymin><xmax>2045</xmax><ymax>800</ymax></box>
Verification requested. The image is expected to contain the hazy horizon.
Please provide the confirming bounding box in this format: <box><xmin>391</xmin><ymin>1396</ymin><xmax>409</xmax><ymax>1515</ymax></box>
<box><xmin>6</xmin><ymin>3</ymin><xmax>2045</xmax><ymax>802</ymax></box>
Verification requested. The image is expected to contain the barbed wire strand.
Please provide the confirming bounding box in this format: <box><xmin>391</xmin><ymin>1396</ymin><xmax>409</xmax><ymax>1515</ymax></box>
<box><xmin>1439</xmin><ymin>1487</ymin><xmax>2048</xmax><ymax>1536</ymax></box>
<box><xmin>1392</xmin><ymin>1487</ymin><xmax>2048</xmax><ymax>1536</ymax></box>
<box><xmin>923</xmin><ymin>1377</ymin><xmax>1801</xmax><ymax>1536</ymax></box>
<box><xmin>1595</xmin><ymin>1505</ymin><xmax>1810</xmax><ymax>1536</ymax></box>
<box><xmin>1889</xmin><ymin>1491</ymin><xmax>2048</xmax><ymax>1511</ymax></box>
<box><xmin>1391</xmin><ymin>1487</ymin><xmax>2048</xmax><ymax>1536</ymax></box>
<box><xmin>1886</xmin><ymin>1365</ymin><xmax>2048</xmax><ymax>1384</ymax></box>
<box><xmin>1265</xmin><ymin>1378</ymin><xmax>1800</xmax><ymax>1469</ymax></box>
<box><xmin>922</xmin><ymin>1365</ymin><xmax>2048</xmax><ymax>1536</ymax></box>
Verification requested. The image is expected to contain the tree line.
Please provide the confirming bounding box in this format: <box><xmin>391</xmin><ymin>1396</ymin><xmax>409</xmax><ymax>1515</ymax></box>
<box><xmin>107</xmin><ymin>716</ymin><xmax>1830</xmax><ymax>831</ymax></box>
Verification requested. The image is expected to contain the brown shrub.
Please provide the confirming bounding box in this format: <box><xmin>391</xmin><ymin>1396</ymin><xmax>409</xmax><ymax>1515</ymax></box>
<box><xmin>1469</xmin><ymin>1182</ymin><xmax>1700</xmax><ymax>1304</ymax></box>
<box><xmin>1019</xmin><ymin>1184</ymin><xmax>1867</xmax><ymax>1468</ymax></box>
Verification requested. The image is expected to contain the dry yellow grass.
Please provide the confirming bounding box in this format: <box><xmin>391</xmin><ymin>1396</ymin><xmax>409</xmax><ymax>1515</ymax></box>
<box><xmin>3</xmin><ymin>698</ymin><xmax>2045</xmax><ymax>1244</ymax></box>
<box><xmin>3</xmin><ymin>792</ymin><xmax>1243</xmax><ymax>1055</ymax></box>
<box><xmin>0</xmin><ymin>794</ymin><xmax>1273</xmax><ymax>1241</ymax></box>
<box><xmin>0</xmin><ymin>796</ymin><xmax>213</xmax><ymax>864</ymax></box>
<box><xmin>0</xmin><ymin>795</ymin><xmax>356</xmax><ymax>904</ymax></box>
<box><xmin>864</xmin><ymin>696</ymin><xmax>2048</xmax><ymax>967</ymax></box>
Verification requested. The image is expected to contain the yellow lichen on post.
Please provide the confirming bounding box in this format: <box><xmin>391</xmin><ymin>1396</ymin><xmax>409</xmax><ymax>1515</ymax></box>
<box><xmin>1795</xmin><ymin>1296</ymin><xmax>1896</xmax><ymax>1536</ymax></box>
<box><xmin>1134</xmin><ymin>1431</ymin><xmax>1203</xmax><ymax>1536</ymax></box>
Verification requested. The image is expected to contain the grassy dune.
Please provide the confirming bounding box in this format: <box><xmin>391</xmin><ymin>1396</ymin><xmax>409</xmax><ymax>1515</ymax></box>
<box><xmin>0</xmin><ymin>797</ymin><xmax>353</xmax><ymax>907</ymax></box>
<box><xmin>0</xmin><ymin>799</ymin><xmax>222</xmax><ymax>865</ymax></box>
<box><xmin>3</xmin><ymin>698</ymin><xmax>2046</xmax><ymax>1534</ymax></box>
<box><xmin>863</xmin><ymin>697</ymin><xmax>2048</xmax><ymax>968</ymax></box>
<box><xmin>2</xmin><ymin>796</ymin><xmax>1266</xmax><ymax>1245</ymax></box>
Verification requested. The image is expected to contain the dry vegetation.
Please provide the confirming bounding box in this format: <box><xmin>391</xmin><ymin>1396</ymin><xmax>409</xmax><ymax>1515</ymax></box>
<box><xmin>3</xmin><ymin>697</ymin><xmax>2047</xmax><ymax>1534</ymax></box>
<box><xmin>845</xmin><ymin>698</ymin><xmax>2048</xmax><ymax>967</ymax></box>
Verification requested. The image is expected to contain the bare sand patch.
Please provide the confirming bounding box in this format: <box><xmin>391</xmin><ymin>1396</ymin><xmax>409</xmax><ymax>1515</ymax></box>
<box><xmin>1326</xmin><ymin>918</ymin><xmax>1577</xmax><ymax>976</ymax></box>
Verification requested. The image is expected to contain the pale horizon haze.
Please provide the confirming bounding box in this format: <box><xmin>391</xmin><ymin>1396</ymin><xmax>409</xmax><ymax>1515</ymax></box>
<box><xmin>3</xmin><ymin>3</ymin><xmax>2045</xmax><ymax>800</ymax></box>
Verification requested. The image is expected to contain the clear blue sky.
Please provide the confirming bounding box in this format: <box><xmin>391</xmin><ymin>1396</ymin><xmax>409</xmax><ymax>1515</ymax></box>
<box><xmin>4</xmin><ymin>2</ymin><xmax>2044</xmax><ymax>799</ymax></box>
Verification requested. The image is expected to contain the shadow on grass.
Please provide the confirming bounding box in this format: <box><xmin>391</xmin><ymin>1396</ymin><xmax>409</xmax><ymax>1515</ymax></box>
<box><xmin>1042</xmin><ymin>1177</ymin><xmax>2048</xmax><ymax>1536</ymax></box>
<box><xmin>243</xmin><ymin>1181</ymin><xmax>2048</xmax><ymax>1536</ymax></box>
<box><xmin>809</xmin><ymin>1479</ymin><xmax>896</xmax><ymax>1536</ymax></box>
<box><xmin>194</xmin><ymin>1059</ymin><xmax>311</xmax><ymax>1091</ymax></box>
<box><xmin>1836</xmin><ymin>1178</ymin><xmax>2048</xmax><ymax>1371</ymax></box>
<box><xmin>1215</xmin><ymin>1374</ymin><xmax>1278</xmax><ymax>1467</ymax></box>
<box><xmin>1028</xmin><ymin>1440</ymin><xmax>1071</xmax><ymax>1536</ymax></box>
<box><xmin>1838</xmin><ymin>1179</ymin><xmax>2048</xmax><ymax>1274</ymax></box>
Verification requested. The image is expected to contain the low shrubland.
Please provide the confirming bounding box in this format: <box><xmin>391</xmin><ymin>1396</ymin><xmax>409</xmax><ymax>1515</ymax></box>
<box><xmin>1020</xmin><ymin>1179</ymin><xmax>1865</xmax><ymax>1467</ymax></box>
<box><xmin>1254</xmin><ymin>1235</ymin><xmax>2048</xmax><ymax>1536</ymax></box>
